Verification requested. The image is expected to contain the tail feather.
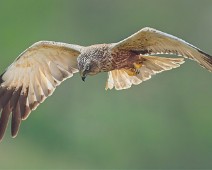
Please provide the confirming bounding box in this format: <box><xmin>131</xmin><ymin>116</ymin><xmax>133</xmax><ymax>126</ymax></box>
<box><xmin>106</xmin><ymin>56</ymin><xmax>184</xmax><ymax>90</ymax></box>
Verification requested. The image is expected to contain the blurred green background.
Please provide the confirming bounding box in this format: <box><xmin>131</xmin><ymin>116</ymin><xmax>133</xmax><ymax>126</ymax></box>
<box><xmin>0</xmin><ymin>0</ymin><xmax>212</xmax><ymax>169</ymax></box>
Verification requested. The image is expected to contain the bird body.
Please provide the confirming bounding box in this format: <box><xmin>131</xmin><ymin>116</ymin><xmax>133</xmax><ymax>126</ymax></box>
<box><xmin>78</xmin><ymin>44</ymin><xmax>137</xmax><ymax>74</ymax></box>
<box><xmin>0</xmin><ymin>27</ymin><xmax>211</xmax><ymax>141</ymax></box>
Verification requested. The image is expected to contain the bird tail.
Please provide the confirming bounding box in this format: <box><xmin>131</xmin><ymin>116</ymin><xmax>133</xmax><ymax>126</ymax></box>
<box><xmin>105</xmin><ymin>56</ymin><xmax>184</xmax><ymax>90</ymax></box>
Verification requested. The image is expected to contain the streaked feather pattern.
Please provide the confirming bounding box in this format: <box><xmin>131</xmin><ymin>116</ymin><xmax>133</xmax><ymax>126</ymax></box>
<box><xmin>112</xmin><ymin>27</ymin><xmax>212</xmax><ymax>71</ymax></box>
<box><xmin>0</xmin><ymin>41</ymin><xmax>81</xmax><ymax>141</ymax></box>
<box><xmin>0</xmin><ymin>27</ymin><xmax>211</xmax><ymax>142</ymax></box>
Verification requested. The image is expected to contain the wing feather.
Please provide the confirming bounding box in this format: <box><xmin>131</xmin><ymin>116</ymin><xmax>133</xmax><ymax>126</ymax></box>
<box><xmin>0</xmin><ymin>41</ymin><xmax>82</xmax><ymax>141</ymax></box>
<box><xmin>112</xmin><ymin>27</ymin><xmax>212</xmax><ymax>71</ymax></box>
<box><xmin>11</xmin><ymin>101</ymin><xmax>21</xmax><ymax>137</ymax></box>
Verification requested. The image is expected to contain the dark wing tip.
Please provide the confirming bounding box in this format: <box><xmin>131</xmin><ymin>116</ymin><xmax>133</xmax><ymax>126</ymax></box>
<box><xmin>0</xmin><ymin>74</ymin><xmax>10</xmax><ymax>142</ymax></box>
<box><xmin>196</xmin><ymin>49</ymin><xmax>212</xmax><ymax>72</ymax></box>
<box><xmin>0</xmin><ymin>102</ymin><xmax>11</xmax><ymax>142</ymax></box>
<box><xmin>0</xmin><ymin>73</ymin><xmax>26</xmax><ymax>142</ymax></box>
<box><xmin>11</xmin><ymin>101</ymin><xmax>22</xmax><ymax>138</ymax></box>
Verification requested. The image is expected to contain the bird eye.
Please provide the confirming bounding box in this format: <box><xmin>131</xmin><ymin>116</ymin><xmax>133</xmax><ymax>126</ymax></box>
<box><xmin>86</xmin><ymin>65</ymin><xmax>90</xmax><ymax>71</ymax></box>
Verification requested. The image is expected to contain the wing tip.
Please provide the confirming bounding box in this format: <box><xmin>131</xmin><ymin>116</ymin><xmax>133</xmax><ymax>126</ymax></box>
<box><xmin>11</xmin><ymin>132</ymin><xmax>18</xmax><ymax>138</ymax></box>
<box><xmin>196</xmin><ymin>49</ymin><xmax>212</xmax><ymax>72</ymax></box>
<box><xmin>0</xmin><ymin>137</ymin><xmax>3</xmax><ymax>143</ymax></box>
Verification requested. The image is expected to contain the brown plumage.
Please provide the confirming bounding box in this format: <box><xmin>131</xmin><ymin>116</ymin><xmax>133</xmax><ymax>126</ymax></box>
<box><xmin>0</xmin><ymin>27</ymin><xmax>212</xmax><ymax>142</ymax></box>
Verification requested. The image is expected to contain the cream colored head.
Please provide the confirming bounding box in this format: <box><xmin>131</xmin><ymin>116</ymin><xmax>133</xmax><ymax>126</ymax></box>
<box><xmin>77</xmin><ymin>53</ymin><xmax>101</xmax><ymax>81</ymax></box>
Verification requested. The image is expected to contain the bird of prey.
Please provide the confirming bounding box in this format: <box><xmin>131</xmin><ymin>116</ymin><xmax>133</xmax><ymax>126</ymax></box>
<box><xmin>0</xmin><ymin>27</ymin><xmax>211</xmax><ymax>142</ymax></box>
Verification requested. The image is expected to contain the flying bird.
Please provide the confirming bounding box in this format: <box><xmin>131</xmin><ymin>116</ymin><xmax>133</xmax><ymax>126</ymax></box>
<box><xmin>0</xmin><ymin>27</ymin><xmax>211</xmax><ymax>142</ymax></box>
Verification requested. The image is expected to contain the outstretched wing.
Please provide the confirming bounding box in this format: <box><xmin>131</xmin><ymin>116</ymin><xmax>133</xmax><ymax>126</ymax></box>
<box><xmin>106</xmin><ymin>56</ymin><xmax>184</xmax><ymax>90</ymax></box>
<box><xmin>111</xmin><ymin>27</ymin><xmax>212</xmax><ymax>71</ymax></box>
<box><xmin>0</xmin><ymin>41</ymin><xmax>82</xmax><ymax>141</ymax></box>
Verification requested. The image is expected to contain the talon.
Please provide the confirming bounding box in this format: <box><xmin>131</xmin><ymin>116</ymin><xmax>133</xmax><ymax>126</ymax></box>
<box><xmin>124</xmin><ymin>69</ymin><xmax>137</xmax><ymax>76</ymax></box>
<box><xmin>135</xmin><ymin>69</ymin><xmax>140</xmax><ymax>74</ymax></box>
<box><xmin>133</xmin><ymin>62</ymin><xmax>142</xmax><ymax>69</ymax></box>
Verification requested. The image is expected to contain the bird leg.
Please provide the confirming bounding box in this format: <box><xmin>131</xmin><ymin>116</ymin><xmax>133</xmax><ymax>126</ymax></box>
<box><xmin>133</xmin><ymin>61</ymin><xmax>142</xmax><ymax>69</ymax></box>
<box><xmin>124</xmin><ymin>61</ymin><xmax>143</xmax><ymax>76</ymax></box>
<box><xmin>123</xmin><ymin>55</ymin><xmax>145</xmax><ymax>76</ymax></box>
<box><xmin>124</xmin><ymin>68</ymin><xmax>138</xmax><ymax>76</ymax></box>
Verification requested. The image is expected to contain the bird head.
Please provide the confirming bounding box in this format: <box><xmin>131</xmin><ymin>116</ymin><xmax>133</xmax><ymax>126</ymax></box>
<box><xmin>77</xmin><ymin>56</ymin><xmax>100</xmax><ymax>81</ymax></box>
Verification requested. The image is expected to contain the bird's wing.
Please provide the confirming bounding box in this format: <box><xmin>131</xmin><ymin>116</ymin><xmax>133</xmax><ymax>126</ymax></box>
<box><xmin>0</xmin><ymin>41</ymin><xmax>82</xmax><ymax>141</ymax></box>
<box><xmin>106</xmin><ymin>56</ymin><xmax>184</xmax><ymax>90</ymax></box>
<box><xmin>111</xmin><ymin>27</ymin><xmax>212</xmax><ymax>71</ymax></box>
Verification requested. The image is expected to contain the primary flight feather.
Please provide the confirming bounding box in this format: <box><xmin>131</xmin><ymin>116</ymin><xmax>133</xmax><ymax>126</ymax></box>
<box><xmin>0</xmin><ymin>27</ymin><xmax>211</xmax><ymax>141</ymax></box>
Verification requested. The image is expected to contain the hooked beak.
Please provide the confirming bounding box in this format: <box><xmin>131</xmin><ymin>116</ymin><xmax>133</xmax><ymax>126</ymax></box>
<box><xmin>80</xmin><ymin>71</ymin><xmax>87</xmax><ymax>82</ymax></box>
<box><xmin>81</xmin><ymin>76</ymin><xmax>86</xmax><ymax>82</ymax></box>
